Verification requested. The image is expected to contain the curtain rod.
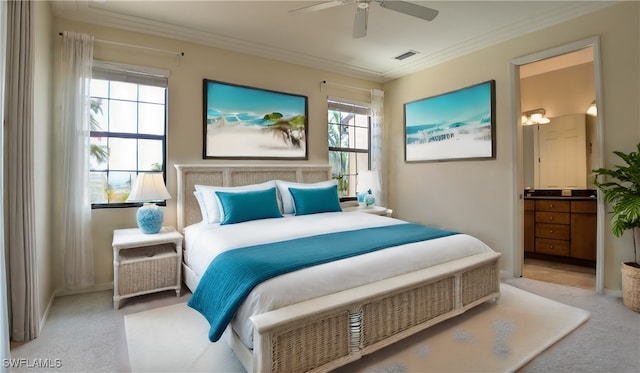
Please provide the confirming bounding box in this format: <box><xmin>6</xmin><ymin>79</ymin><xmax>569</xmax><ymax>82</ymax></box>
<box><xmin>321</xmin><ymin>80</ymin><xmax>371</xmax><ymax>93</ymax></box>
<box><xmin>57</xmin><ymin>32</ymin><xmax>185</xmax><ymax>57</ymax></box>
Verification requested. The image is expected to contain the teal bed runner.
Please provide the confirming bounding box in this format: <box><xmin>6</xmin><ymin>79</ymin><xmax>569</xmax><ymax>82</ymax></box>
<box><xmin>188</xmin><ymin>223</ymin><xmax>459</xmax><ymax>342</ymax></box>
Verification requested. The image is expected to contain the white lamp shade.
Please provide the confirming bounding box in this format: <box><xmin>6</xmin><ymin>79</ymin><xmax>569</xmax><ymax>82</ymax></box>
<box><xmin>127</xmin><ymin>173</ymin><xmax>171</xmax><ymax>202</ymax></box>
<box><xmin>357</xmin><ymin>170</ymin><xmax>381</xmax><ymax>193</ymax></box>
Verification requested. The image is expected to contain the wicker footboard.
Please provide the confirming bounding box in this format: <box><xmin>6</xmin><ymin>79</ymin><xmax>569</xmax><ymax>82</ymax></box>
<box><xmin>244</xmin><ymin>251</ymin><xmax>501</xmax><ymax>373</ymax></box>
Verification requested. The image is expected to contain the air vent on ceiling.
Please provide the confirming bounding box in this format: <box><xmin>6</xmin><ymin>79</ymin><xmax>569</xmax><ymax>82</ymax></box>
<box><xmin>394</xmin><ymin>50</ymin><xmax>420</xmax><ymax>61</ymax></box>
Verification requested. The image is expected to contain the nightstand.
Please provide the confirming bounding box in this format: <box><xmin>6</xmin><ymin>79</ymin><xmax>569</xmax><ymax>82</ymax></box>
<box><xmin>343</xmin><ymin>205</ymin><xmax>393</xmax><ymax>217</ymax></box>
<box><xmin>112</xmin><ymin>227</ymin><xmax>183</xmax><ymax>309</ymax></box>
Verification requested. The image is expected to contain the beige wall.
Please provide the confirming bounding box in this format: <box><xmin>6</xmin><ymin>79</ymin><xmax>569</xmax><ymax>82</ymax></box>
<box><xmin>44</xmin><ymin>2</ymin><xmax>638</xmax><ymax>295</ymax></box>
<box><xmin>51</xmin><ymin>18</ymin><xmax>381</xmax><ymax>287</ymax></box>
<box><xmin>521</xmin><ymin>62</ymin><xmax>595</xmax><ymax>118</ymax></box>
<box><xmin>34</xmin><ymin>1</ymin><xmax>55</xmax><ymax>321</ymax></box>
<box><xmin>383</xmin><ymin>2</ymin><xmax>639</xmax><ymax>292</ymax></box>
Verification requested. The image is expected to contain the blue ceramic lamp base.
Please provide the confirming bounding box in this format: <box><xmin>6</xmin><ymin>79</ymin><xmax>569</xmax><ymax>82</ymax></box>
<box><xmin>136</xmin><ymin>203</ymin><xmax>164</xmax><ymax>234</ymax></box>
<box><xmin>358</xmin><ymin>189</ymin><xmax>375</xmax><ymax>208</ymax></box>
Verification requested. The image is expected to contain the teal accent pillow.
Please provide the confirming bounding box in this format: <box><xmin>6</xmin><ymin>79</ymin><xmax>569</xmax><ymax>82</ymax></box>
<box><xmin>289</xmin><ymin>185</ymin><xmax>343</xmax><ymax>215</ymax></box>
<box><xmin>215</xmin><ymin>188</ymin><xmax>283</xmax><ymax>225</ymax></box>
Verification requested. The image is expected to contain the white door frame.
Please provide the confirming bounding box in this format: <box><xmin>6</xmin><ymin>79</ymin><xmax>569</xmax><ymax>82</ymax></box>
<box><xmin>509</xmin><ymin>36</ymin><xmax>605</xmax><ymax>294</ymax></box>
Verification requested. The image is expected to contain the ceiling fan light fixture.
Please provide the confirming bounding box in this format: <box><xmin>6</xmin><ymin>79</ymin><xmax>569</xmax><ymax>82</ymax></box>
<box><xmin>353</xmin><ymin>6</ymin><xmax>368</xmax><ymax>38</ymax></box>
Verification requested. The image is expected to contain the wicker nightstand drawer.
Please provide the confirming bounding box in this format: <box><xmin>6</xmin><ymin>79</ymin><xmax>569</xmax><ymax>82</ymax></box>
<box><xmin>118</xmin><ymin>243</ymin><xmax>178</xmax><ymax>295</ymax></box>
<box><xmin>112</xmin><ymin>227</ymin><xmax>183</xmax><ymax>309</ymax></box>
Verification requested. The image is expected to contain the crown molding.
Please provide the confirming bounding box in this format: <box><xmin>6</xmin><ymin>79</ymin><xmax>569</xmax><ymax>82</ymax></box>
<box><xmin>52</xmin><ymin>1</ymin><xmax>617</xmax><ymax>83</ymax></box>
<box><xmin>380</xmin><ymin>1</ymin><xmax>615</xmax><ymax>81</ymax></box>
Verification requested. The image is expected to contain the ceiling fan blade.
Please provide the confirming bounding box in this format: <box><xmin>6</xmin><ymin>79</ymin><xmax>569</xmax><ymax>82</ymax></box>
<box><xmin>289</xmin><ymin>1</ymin><xmax>345</xmax><ymax>15</ymax></box>
<box><xmin>353</xmin><ymin>7</ymin><xmax>368</xmax><ymax>38</ymax></box>
<box><xmin>378</xmin><ymin>1</ymin><xmax>439</xmax><ymax>21</ymax></box>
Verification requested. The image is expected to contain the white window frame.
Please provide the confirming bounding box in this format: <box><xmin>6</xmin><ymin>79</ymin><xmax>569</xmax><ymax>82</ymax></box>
<box><xmin>89</xmin><ymin>61</ymin><xmax>169</xmax><ymax>208</ymax></box>
<box><xmin>327</xmin><ymin>97</ymin><xmax>372</xmax><ymax>197</ymax></box>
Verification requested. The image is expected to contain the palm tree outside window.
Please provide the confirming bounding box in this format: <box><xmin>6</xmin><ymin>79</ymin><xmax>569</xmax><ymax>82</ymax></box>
<box><xmin>89</xmin><ymin>62</ymin><xmax>168</xmax><ymax>207</ymax></box>
<box><xmin>327</xmin><ymin>99</ymin><xmax>371</xmax><ymax>197</ymax></box>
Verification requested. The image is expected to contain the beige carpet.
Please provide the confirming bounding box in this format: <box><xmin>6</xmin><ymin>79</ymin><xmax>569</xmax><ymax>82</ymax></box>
<box><xmin>124</xmin><ymin>284</ymin><xmax>589</xmax><ymax>373</ymax></box>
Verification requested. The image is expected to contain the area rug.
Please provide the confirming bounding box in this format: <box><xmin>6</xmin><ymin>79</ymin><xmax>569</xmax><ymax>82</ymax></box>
<box><xmin>124</xmin><ymin>284</ymin><xmax>589</xmax><ymax>372</ymax></box>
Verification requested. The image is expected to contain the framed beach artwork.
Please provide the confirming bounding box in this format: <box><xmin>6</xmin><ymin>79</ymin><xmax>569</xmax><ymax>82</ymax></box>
<box><xmin>203</xmin><ymin>79</ymin><xmax>308</xmax><ymax>159</ymax></box>
<box><xmin>404</xmin><ymin>80</ymin><xmax>496</xmax><ymax>162</ymax></box>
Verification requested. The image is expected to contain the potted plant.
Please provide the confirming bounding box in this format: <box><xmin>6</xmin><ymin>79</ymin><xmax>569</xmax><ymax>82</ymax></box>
<box><xmin>592</xmin><ymin>144</ymin><xmax>640</xmax><ymax>313</ymax></box>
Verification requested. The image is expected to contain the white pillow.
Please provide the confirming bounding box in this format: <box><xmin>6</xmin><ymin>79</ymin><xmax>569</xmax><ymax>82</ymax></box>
<box><xmin>193</xmin><ymin>191</ymin><xmax>209</xmax><ymax>223</ymax></box>
<box><xmin>276</xmin><ymin>179</ymin><xmax>338</xmax><ymax>215</ymax></box>
<box><xmin>194</xmin><ymin>181</ymin><xmax>277</xmax><ymax>224</ymax></box>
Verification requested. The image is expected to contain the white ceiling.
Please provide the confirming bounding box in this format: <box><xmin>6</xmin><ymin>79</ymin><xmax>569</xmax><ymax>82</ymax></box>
<box><xmin>50</xmin><ymin>1</ymin><xmax>616</xmax><ymax>82</ymax></box>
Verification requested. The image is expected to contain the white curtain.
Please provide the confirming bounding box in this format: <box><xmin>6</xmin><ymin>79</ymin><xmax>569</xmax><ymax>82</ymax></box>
<box><xmin>370</xmin><ymin>89</ymin><xmax>385</xmax><ymax>206</ymax></box>
<box><xmin>5</xmin><ymin>0</ymin><xmax>39</xmax><ymax>342</ymax></box>
<box><xmin>59</xmin><ymin>32</ymin><xmax>95</xmax><ymax>289</ymax></box>
<box><xmin>0</xmin><ymin>0</ymin><xmax>12</xmax><ymax>364</ymax></box>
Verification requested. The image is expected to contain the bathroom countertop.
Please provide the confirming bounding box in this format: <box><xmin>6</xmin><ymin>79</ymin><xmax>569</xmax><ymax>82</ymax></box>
<box><xmin>524</xmin><ymin>195</ymin><xmax>597</xmax><ymax>200</ymax></box>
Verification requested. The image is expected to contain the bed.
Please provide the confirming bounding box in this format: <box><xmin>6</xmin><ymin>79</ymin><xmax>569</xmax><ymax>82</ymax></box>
<box><xmin>175</xmin><ymin>164</ymin><xmax>501</xmax><ymax>373</ymax></box>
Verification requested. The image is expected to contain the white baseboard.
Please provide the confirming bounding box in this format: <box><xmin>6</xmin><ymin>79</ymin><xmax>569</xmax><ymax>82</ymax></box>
<box><xmin>603</xmin><ymin>288</ymin><xmax>623</xmax><ymax>298</ymax></box>
<box><xmin>54</xmin><ymin>282</ymin><xmax>113</xmax><ymax>297</ymax></box>
<box><xmin>38</xmin><ymin>283</ymin><xmax>113</xmax><ymax>335</ymax></box>
<box><xmin>500</xmin><ymin>269</ymin><xmax>515</xmax><ymax>280</ymax></box>
<box><xmin>39</xmin><ymin>292</ymin><xmax>56</xmax><ymax>335</ymax></box>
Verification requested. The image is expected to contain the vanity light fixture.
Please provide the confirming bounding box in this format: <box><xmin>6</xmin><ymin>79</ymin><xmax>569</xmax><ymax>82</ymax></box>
<box><xmin>521</xmin><ymin>108</ymin><xmax>551</xmax><ymax>126</ymax></box>
<box><xmin>586</xmin><ymin>100</ymin><xmax>597</xmax><ymax>117</ymax></box>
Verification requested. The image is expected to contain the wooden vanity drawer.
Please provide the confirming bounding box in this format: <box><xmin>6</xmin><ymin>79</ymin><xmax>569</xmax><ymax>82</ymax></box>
<box><xmin>571</xmin><ymin>200</ymin><xmax>597</xmax><ymax>213</ymax></box>
<box><xmin>535</xmin><ymin>211</ymin><xmax>570</xmax><ymax>225</ymax></box>
<box><xmin>526</xmin><ymin>198</ymin><xmax>596</xmax><ymax>262</ymax></box>
<box><xmin>535</xmin><ymin>223</ymin><xmax>570</xmax><ymax>240</ymax></box>
<box><xmin>535</xmin><ymin>200</ymin><xmax>570</xmax><ymax>212</ymax></box>
<box><xmin>535</xmin><ymin>238</ymin><xmax>570</xmax><ymax>256</ymax></box>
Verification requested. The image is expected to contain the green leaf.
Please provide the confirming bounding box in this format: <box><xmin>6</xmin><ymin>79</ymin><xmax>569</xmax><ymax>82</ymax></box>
<box><xmin>593</xmin><ymin>144</ymin><xmax>640</xmax><ymax>242</ymax></box>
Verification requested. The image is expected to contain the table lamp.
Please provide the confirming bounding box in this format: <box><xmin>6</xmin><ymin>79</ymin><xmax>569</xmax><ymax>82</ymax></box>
<box><xmin>127</xmin><ymin>173</ymin><xmax>171</xmax><ymax>234</ymax></box>
<box><xmin>357</xmin><ymin>170</ymin><xmax>380</xmax><ymax>208</ymax></box>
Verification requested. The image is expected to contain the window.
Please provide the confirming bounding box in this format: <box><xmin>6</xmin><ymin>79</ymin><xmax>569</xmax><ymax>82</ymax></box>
<box><xmin>89</xmin><ymin>62</ymin><xmax>168</xmax><ymax>207</ymax></box>
<box><xmin>327</xmin><ymin>99</ymin><xmax>371</xmax><ymax>197</ymax></box>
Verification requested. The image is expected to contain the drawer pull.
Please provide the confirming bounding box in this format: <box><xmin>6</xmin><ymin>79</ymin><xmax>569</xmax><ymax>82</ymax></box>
<box><xmin>549</xmin><ymin>216</ymin><xmax>554</xmax><ymax>220</ymax></box>
<box><xmin>549</xmin><ymin>204</ymin><xmax>554</xmax><ymax>208</ymax></box>
<box><xmin>549</xmin><ymin>229</ymin><xmax>554</xmax><ymax>233</ymax></box>
<box><xmin>550</xmin><ymin>245</ymin><xmax>554</xmax><ymax>249</ymax></box>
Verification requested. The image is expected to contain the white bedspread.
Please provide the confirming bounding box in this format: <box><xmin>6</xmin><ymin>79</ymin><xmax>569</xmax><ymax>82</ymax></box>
<box><xmin>184</xmin><ymin>212</ymin><xmax>495</xmax><ymax>348</ymax></box>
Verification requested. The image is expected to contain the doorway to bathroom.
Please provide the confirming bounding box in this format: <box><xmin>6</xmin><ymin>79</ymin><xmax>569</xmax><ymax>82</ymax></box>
<box><xmin>511</xmin><ymin>38</ymin><xmax>604</xmax><ymax>292</ymax></box>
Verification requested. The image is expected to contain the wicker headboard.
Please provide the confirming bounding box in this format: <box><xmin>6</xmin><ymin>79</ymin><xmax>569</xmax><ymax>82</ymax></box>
<box><xmin>174</xmin><ymin>164</ymin><xmax>332</xmax><ymax>231</ymax></box>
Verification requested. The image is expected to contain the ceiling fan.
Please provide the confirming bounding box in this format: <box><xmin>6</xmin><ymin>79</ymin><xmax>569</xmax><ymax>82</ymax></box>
<box><xmin>289</xmin><ymin>0</ymin><xmax>439</xmax><ymax>38</ymax></box>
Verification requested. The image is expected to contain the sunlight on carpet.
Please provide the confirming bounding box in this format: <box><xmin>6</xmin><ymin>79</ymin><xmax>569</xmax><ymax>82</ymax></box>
<box><xmin>124</xmin><ymin>284</ymin><xmax>589</xmax><ymax>373</ymax></box>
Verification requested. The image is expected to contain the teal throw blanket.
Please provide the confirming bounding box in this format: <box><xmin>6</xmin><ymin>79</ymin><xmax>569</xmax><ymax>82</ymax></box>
<box><xmin>188</xmin><ymin>223</ymin><xmax>459</xmax><ymax>342</ymax></box>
